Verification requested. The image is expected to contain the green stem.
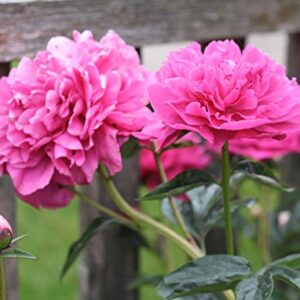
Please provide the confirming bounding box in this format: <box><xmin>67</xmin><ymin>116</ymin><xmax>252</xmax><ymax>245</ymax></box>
<box><xmin>258</xmin><ymin>186</ymin><xmax>271</xmax><ymax>264</ymax></box>
<box><xmin>153</xmin><ymin>150</ymin><xmax>199</xmax><ymax>248</ymax></box>
<box><xmin>222</xmin><ymin>141</ymin><xmax>234</xmax><ymax>255</ymax></box>
<box><xmin>161</xmin><ymin>238</ymin><xmax>173</xmax><ymax>272</ymax></box>
<box><xmin>72</xmin><ymin>188</ymin><xmax>136</xmax><ymax>229</ymax></box>
<box><xmin>0</xmin><ymin>258</ymin><xmax>6</xmax><ymax>300</ymax></box>
<box><xmin>98</xmin><ymin>164</ymin><xmax>203</xmax><ymax>259</ymax></box>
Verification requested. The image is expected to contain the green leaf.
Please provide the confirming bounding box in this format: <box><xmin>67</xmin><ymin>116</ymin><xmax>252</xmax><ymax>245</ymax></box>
<box><xmin>175</xmin><ymin>294</ymin><xmax>223</xmax><ymax>300</ymax></box>
<box><xmin>121</xmin><ymin>137</ymin><xmax>139</xmax><ymax>159</ymax></box>
<box><xmin>236</xmin><ymin>259</ymin><xmax>300</xmax><ymax>300</ymax></box>
<box><xmin>0</xmin><ymin>248</ymin><xmax>36</xmax><ymax>260</ymax></box>
<box><xmin>271</xmin><ymin>265</ymin><xmax>300</xmax><ymax>291</ymax></box>
<box><xmin>129</xmin><ymin>275</ymin><xmax>163</xmax><ymax>289</ymax></box>
<box><xmin>161</xmin><ymin>198</ymin><xmax>193</xmax><ymax>227</ymax></box>
<box><xmin>11</xmin><ymin>234</ymin><xmax>28</xmax><ymax>245</ymax></box>
<box><xmin>187</xmin><ymin>184</ymin><xmax>222</xmax><ymax>221</ymax></box>
<box><xmin>161</xmin><ymin>184</ymin><xmax>222</xmax><ymax>242</ymax></box>
<box><xmin>236</xmin><ymin>160</ymin><xmax>293</xmax><ymax>192</ymax></box>
<box><xmin>142</xmin><ymin>170</ymin><xmax>217</xmax><ymax>200</ymax></box>
<box><xmin>235</xmin><ymin>271</ymin><xmax>274</xmax><ymax>300</ymax></box>
<box><xmin>161</xmin><ymin>184</ymin><xmax>255</xmax><ymax>244</ymax></box>
<box><xmin>158</xmin><ymin>255</ymin><xmax>252</xmax><ymax>299</ymax></box>
<box><xmin>271</xmin><ymin>253</ymin><xmax>300</xmax><ymax>270</ymax></box>
<box><xmin>204</xmin><ymin>198</ymin><xmax>256</xmax><ymax>235</ymax></box>
<box><xmin>61</xmin><ymin>218</ymin><xmax>119</xmax><ymax>279</ymax></box>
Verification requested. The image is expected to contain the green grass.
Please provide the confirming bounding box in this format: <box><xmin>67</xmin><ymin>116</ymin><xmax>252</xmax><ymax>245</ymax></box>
<box><xmin>17</xmin><ymin>200</ymin><xmax>79</xmax><ymax>300</ymax></box>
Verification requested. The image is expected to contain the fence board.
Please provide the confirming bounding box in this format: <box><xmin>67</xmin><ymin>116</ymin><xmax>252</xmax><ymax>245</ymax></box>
<box><xmin>0</xmin><ymin>0</ymin><xmax>300</xmax><ymax>61</ymax></box>
<box><xmin>80</xmin><ymin>156</ymin><xmax>140</xmax><ymax>300</ymax></box>
<box><xmin>282</xmin><ymin>32</ymin><xmax>300</xmax><ymax>187</ymax></box>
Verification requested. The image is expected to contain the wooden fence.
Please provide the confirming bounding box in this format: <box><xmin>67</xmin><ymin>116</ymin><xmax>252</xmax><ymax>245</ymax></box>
<box><xmin>1</xmin><ymin>0</ymin><xmax>300</xmax><ymax>299</ymax></box>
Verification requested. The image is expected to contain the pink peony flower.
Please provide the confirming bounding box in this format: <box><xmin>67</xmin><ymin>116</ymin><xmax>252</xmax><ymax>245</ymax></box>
<box><xmin>149</xmin><ymin>40</ymin><xmax>300</xmax><ymax>148</ymax></box>
<box><xmin>0</xmin><ymin>30</ymin><xmax>150</xmax><ymax>208</ymax></box>
<box><xmin>0</xmin><ymin>215</ymin><xmax>12</xmax><ymax>250</ymax></box>
<box><xmin>140</xmin><ymin>133</ymin><xmax>211</xmax><ymax>189</ymax></box>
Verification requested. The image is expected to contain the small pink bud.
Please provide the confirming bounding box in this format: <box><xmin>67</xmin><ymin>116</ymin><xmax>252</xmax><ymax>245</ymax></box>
<box><xmin>278</xmin><ymin>210</ymin><xmax>291</xmax><ymax>229</ymax></box>
<box><xmin>0</xmin><ymin>215</ymin><xmax>12</xmax><ymax>250</ymax></box>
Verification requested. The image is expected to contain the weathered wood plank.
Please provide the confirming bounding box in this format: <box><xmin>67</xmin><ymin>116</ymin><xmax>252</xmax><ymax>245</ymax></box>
<box><xmin>80</xmin><ymin>156</ymin><xmax>140</xmax><ymax>300</ymax></box>
<box><xmin>281</xmin><ymin>33</ymin><xmax>300</xmax><ymax>187</ymax></box>
<box><xmin>0</xmin><ymin>0</ymin><xmax>300</xmax><ymax>61</ymax></box>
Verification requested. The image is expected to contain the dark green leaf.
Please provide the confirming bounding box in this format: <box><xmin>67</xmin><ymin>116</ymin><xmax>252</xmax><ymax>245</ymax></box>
<box><xmin>0</xmin><ymin>248</ymin><xmax>36</xmax><ymax>260</ymax></box>
<box><xmin>236</xmin><ymin>160</ymin><xmax>293</xmax><ymax>192</ymax></box>
<box><xmin>121</xmin><ymin>137</ymin><xmax>139</xmax><ymax>159</ymax></box>
<box><xmin>235</xmin><ymin>271</ymin><xmax>274</xmax><ymax>300</ymax></box>
<box><xmin>236</xmin><ymin>259</ymin><xmax>300</xmax><ymax>300</ymax></box>
<box><xmin>187</xmin><ymin>184</ymin><xmax>222</xmax><ymax>221</ymax></box>
<box><xmin>142</xmin><ymin>170</ymin><xmax>217</xmax><ymax>200</ymax></box>
<box><xmin>129</xmin><ymin>275</ymin><xmax>163</xmax><ymax>289</ymax></box>
<box><xmin>175</xmin><ymin>293</ymin><xmax>223</xmax><ymax>300</ymax></box>
<box><xmin>271</xmin><ymin>254</ymin><xmax>300</xmax><ymax>270</ymax></box>
<box><xmin>271</xmin><ymin>265</ymin><xmax>300</xmax><ymax>291</ymax></box>
<box><xmin>161</xmin><ymin>184</ymin><xmax>222</xmax><ymax>242</ymax></box>
<box><xmin>204</xmin><ymin>198</ymin><xmax>256</xmax><ymax>234</ymax></box>
<box><xmin>161</xmin><ymin>197</ymin><xmax>193</xmax><ymax>228</ymax></box>
<box><xmin>61</xmin><ymin>218</ymin><xmax>119</xmax><ymax>279</ymax></box>
<box><xmin>161</xmin><ymin>184</ymin><xmax>255</xmax><ymax>244</ymax></box>
<box><xmin>158</xmin><ymin>255</ymin><xmax>252</xmax><ymax>299</ymax></box>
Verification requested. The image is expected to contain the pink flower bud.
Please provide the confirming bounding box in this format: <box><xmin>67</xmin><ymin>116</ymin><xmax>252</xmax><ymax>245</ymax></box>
<box><xmin>278</xmin><ymin>210</ymin><xmax>291</xmax><ymax>229</ymax></box>
<box><xmin>0</xmin><ymin>215</ymin><xmax>12</xmax><ymax>250</ymax></box>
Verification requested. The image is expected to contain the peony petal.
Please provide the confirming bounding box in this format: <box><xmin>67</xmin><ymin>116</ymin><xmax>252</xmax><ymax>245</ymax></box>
<box><xmin>95</xmin><ymin>124</ymin><xmax>122</xmax><ymax>175</ymax></box>
<box><xmin>17</xmin><ymin>182</ymin><xmax>73</xmax><ymax>209</ymax></box>
<box><xmin>8</xmin><ymin>157</ymin><xmax>54</xmax><ymax>195</ymax></box>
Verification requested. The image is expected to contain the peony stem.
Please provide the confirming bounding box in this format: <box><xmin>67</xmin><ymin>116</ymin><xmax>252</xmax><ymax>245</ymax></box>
<box><xmin>72</xmin><ymin>188</ymin><xmax>136</xmax><ymax>229</ymax></box>
<box><xmin>98</xmin><ymin>164</ymin><xmax>235</xmax><ymax>300</ymax></box>
<box><xmin>222</xmin><ymin>141</ymin><xmax>234</xmax><ymax>255</ymax></box>
<box><xmin>0</xmin><ymin>258</ymin><xmax>6</xmax><ymax>300</ymax></box>
<box><xmin>98</xmin><ymin>164</ymin><xmax>203</xmax><ymax>259</ymax></box>
<box><xmin>153</xmin><ymin>149</ymin><xmax>199</xmax><ymax>248</ymax></box>
<box><xmin>258</xmin><ymin>186</ymin><xmax>271</xmax><ymax>264</ymax></box>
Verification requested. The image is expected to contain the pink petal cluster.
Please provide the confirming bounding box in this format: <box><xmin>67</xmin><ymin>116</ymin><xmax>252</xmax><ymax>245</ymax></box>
<box><xmin>0</xmin><ymin>30</ymin><xmax>150</xmax><ymax>208</ymax></box>
<box><xmin>228</xmin><ymin>135</ymin><xmax>300</xmax><ymax>160</ymax></box>
<box><xmin>134</xmin><ymin>112</ymin><xmax>180</xmax><ymax>150</ymax></box>
<box><xmin>149</xmin><ymin>40</ymin><xmax>300</xmax><ymax>147</ymax></box>
<box><xmin>140</xmin><ymin>133</ymin><xmax>211</xmax><ymax>189</ymax></box>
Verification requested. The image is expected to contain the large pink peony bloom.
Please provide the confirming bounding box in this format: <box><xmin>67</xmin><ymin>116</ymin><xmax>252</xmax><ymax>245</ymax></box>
<box><xmin>149</xmin><ymin>40</ymin><xmax>300</xmax><ymax>147</ymax></box>
<box><xmin>0</xmin><ymin>30</ymin><xmax>150</xmax><ymax>208</ymax></box>
<box><xmin>140</xmin><ymin>133</ymin><xmax>211</xmax><ymax>189</ymax></box>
